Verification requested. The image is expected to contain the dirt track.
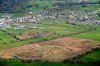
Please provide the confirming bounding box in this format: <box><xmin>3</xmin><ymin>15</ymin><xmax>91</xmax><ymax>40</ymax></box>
<box><xmin>0</xmin><ymin>37</ymin><xmax>100</xmax><ymax>62</ymax></box>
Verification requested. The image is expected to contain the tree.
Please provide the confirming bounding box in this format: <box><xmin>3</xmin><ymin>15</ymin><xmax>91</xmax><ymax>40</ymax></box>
<box><xmin>98</xmin><ymin>1</ymin><xmax>100</xmax><ymax>4</ymax></box>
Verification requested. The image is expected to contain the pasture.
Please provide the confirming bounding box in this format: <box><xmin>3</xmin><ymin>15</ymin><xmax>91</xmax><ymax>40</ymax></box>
<box><xmin>0</xmin><ymin>30</ymin><xmax>17</xmax><ymax>45</ymax></box>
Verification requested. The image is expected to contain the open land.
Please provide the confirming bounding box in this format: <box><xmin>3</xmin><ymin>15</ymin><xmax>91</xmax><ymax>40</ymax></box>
<box><xmin>0</xmin><ymin>0</ymin><xmax>100</xmax><ymax>66</ymax></box>
<box><xmin>0</xmin><ymin>37</ymin><xmax>100</xmax><ymax>62</ymax></box>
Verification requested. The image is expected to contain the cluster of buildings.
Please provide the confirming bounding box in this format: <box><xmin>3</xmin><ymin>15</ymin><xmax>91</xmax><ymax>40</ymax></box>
<box><xmin>0</xmin><ymin>13</ymin><xmax>44</xmax><ymax>29</ymax></box>
<box><xmin>14</xmin><ymin>14</ymin><xmax>44</xmax><ymax>23</ymax></box>
<box><xmin>0</xmin><ymin>14</ymin><xmax>13</xmax><ymax>29</ymax></box>
<box><xmin>67</xmin><ymin>11</ymin><xmax>97</xmax><ymax>21</ymax></box>
<box><xmin>69</xmin><ymin>20</ymin><xmax>100</xmax><ymax>26</ymax></box>
<box><xmin>66</xmin><ymin>11</ymin><xmax>100</xmax><ymax>26</ymax></box>
<box><xmin>0</xmin><ymin>10</ymin><xmax>100</xmax><ymax>30</ymax></box>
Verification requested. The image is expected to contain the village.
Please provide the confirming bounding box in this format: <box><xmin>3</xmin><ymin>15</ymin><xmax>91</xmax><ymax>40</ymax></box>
<box><xmin>0</xmin><ymin>9</ymin><xmax>100</xmax><ymax>30</ymax></box>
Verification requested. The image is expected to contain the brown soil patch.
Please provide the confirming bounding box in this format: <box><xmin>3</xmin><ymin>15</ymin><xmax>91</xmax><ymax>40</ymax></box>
<box><xmin>0</xmin><ymin>52</ymin><xmax>14</xmax><ymax>59</ymax></box>
<box><xmin>16</xmin><ymin>32</ymin><xmax>54</xmax><ymax>40</ymax></box>
<box><xmin>0</xmin><ymin>37</ymin><xmax>100</xmax><ymax>62</ymax></box>
<box><xmin>0</xmin><ymin>55</ymin><xmax>13</xmax><ymax>59</ymax></box>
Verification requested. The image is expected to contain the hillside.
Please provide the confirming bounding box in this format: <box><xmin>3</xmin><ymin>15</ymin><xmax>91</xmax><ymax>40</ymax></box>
<box><xmin>0</xmin><ymin>0</ymin><xmax>99</xmax><ymax>13</ymax></box>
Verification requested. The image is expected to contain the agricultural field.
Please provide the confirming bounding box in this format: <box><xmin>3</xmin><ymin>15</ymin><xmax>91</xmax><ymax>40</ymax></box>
<box><xmin>0</xmin><ymin>21</ymin><xmax>85</xmax><ymax>50</ymax></box>
<box><xmin>0</xmin><ymin>21</ymin><xmax>100</xmax><ymax>66</ymax></box>
<box><xmin>72</xmin><ymin>26</ymin><xmax>100</xmax><ymax>40</ymax></box>
<box><xmin>0</xmin><ymin>37</ymin><xmax>99</xmax><ymax>61</ymax></box>
<box><xmin>70</xmin><ymin>26</ymin><xmax>100</xmax><ymax>64</ymax></box>
<box><xmin>0</xmin><ymin>0</ymin><xmax>100</xmax><ymax>66</ymax></box>
<box><xmin>0</xmin><ymin>30</ymin><xmax>17</xmax><ymax>45</ymax></box>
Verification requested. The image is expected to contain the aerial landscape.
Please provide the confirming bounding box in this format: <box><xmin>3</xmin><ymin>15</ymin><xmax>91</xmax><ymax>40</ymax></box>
<box><xmin>0</xmin><ymin>0</ymin><xmax>100</xmax><ymax>66</ymax></box>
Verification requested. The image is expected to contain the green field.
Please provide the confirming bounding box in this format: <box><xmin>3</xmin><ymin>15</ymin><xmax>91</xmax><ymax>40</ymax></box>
<box><xmin>76</xmin><ymin>50</ymin><xmax>100</xmax><ymax>63</ymax></box>
<box><xmin>72</xmin><ymin>31</ymin><xmax>100</xmax><ymax>41</ymax></box>
<box><xmin>0</xmin><ymin>31</ymin><xmax>17</xmax><ymax>44</ymax></box>
<box><xmin>0</xmin><ymin>59</ymin><xmax>98</xmax><ymax>66</ymax></box>
<box><xmin>72</xmin><ymin>26</ymin><xmax>100</xmax><ymax>41</ymax></box>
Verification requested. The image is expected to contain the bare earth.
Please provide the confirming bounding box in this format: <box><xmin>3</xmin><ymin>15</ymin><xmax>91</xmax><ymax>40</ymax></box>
<box><xmin>0</xmin><ymin>37</ymin><xmax>100</xmax><ymax>62</ymax></box>
<box><xmin>16</xmin><ymin>32</ymin><xmax>54</xmax><ymax>40</ymax></box>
